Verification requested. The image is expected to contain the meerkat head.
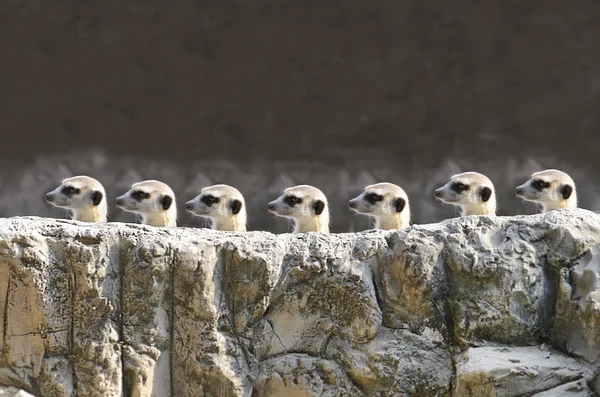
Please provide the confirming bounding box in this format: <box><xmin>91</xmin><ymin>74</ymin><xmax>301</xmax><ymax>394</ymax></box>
<box><xmin>348</xmin><ymin>182</ymin><xmax>410</xmax><ymax>230</ymax></box>
<box><xmin>515</xmin><ymin>169</ymin><xmax>577</xmax><ymax>213</ymax></box>
<box><xmin>185</xmin><ymin>184</ymin><xmax>247</xmax><ymax>231</ymax></box>
<box><xmin>115</xmin><ymin>180</ymin><xmax>177</xmax><ymax>227</ymax></box>
<box><xmin>46</xmin><ymin>176</ymin><xmax>107</xmax><ymax>223</ymax></box>
<box><xmin>268</xmin><ymin>185</ymin><xmax>329</xmax><ymax>233</ymax></box>
<box><xmin>434</xmin><ymin>172</ymin><xmax>497</xmax><ymax>216</ymax></box>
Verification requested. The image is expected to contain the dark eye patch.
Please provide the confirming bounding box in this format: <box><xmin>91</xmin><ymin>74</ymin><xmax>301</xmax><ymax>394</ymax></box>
<box><xmin>364</xmin><ymin>192</ymin><xmax>383</xmax><ymax>205</ymax></box>
<box><xmin>283</xmin><ymin>195</ymin><xmax>302</xmax><ymax>206</ymax></box>
<box><xmin>131</xmin><ymin>190</ymin><xmax>150</xmax><ymax>201</ymax></box>
<box><xmin>531</xmin><ymin>179</ymin><xmax>551</xmax><ymax>191</ymax></box>
<box><xmin>61</xmin><ymin>186</ymin><xmax>80</xmax><ymax>196</ymax></box>
<box><xmin>451</xmin><ymin>182</ymin><xmax>469</xmax><ymax>193</ymax></box>
<box><xmin>200</xmin><ymin>194</ymin><xmax>220</xmax><ymax>206</ymax></box>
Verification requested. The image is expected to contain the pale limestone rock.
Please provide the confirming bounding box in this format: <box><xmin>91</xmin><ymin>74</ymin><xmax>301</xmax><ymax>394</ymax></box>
<box><xmin>0</xmin><ymin>387</ymin><xmax>36</xmax><ymax>397</ymax></box>
<box><xmin>120</xmin><ymin>235</ymin><xmax>171</xmax><ymax>397</ymax></box>
<box><xmin>0</xmin><ymin>209</ymin><xmax>598</xmax><ymax>396</ymax></box>
<box><xmin>250</xmin><ymin>233</ymin><xmax>382</xmax><ymax>362</ymax></box>
<box><xmin>372</xmin><ymin>228</ymin><xmax>448</xmax><ymax>337</ymax></box>
<box><xmin>444</xmin><ymin>211</ymin><xmax>600</xmax><ymax>346</ymax></box>
<box><xmin>252</xmin><ymin>355</ymin><xmax>362</xmax><ymax>397</ymax></box>
<box><xmin>455</xmin><ymin>345</ymin><xmax>593</xmax><ymax>396</ymax></box>
<box><xmin>553</xmin><ymin>243</ymin><xmax>600</xmax><ymax>363</ymax></box>
<box><xmin>171</xmin><ymin>237</ymin><xmax>251</xmax><ymax>397</ymax></box>
<box><xmin>327</xmin><ymin>327</ymin><xmax>453</xmax><ymax>396</ymax></box>
<box><xmin>531</xmin><ymin>379</ymin><xmax>593</xmax><ymax>397</ymax></box>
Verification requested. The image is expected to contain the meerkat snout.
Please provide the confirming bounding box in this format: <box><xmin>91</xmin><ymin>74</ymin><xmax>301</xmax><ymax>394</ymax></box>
<box><xmin>348</xmin><ymin>182</ymin><xmax>410</xmax><ymax>230</ymax></box>
<box><xmin>185</xmin><ymin>184</ymin><xmax>247</xmax><ymax>231</ymax></box>
<box><xmin>268</xmin><ymin>185</ymin><xmax>329</xmax><ymax>233</ymax></box>
<box><xmin>515</xmin><ymin>169</ymin><xmax>577</xmax><ymax>213</ymax></box>
<box><xmin>46</xmin><ymin>176</ymin><xmax>107</xmax><ymax>223</ymax></box>
<box><xmin>116</xmin><ymin>180</ymin><xmax>177</xmax><ymax>227</ymax></box>
<box><xmin>435</xmin><ymin>172</ymin><xmax>496</xmax><ymax>217</ymax></box>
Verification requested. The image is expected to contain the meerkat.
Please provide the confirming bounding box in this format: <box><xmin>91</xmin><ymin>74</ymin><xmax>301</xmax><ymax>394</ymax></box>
<box><xmin>115</xmin><ymin>180</ymin><xmax>177</xmax><ymax>227</ymax></box>
<box><xmin>348</xmin><ymin>182</ymin><xmax>410</xmax><ymax>230</ymax></box>
<box><xmin>434</xmin><ymin>172</ymin><xmax>497</xmax><ymax>216</ymax></box>
<box><xmin>185</xmin><ymin>184</ymin><xmax>247</xmax><ymax>231</ymax></box>
<box><xmin>46</xmin><ymin>176</ymin><xmax>107</xmax><ymax>223</ymax></box>
<box><xmin>515</xmin><ymin>169</ymin><xmax>577</xmax><ymax>213</ymax></box>
<box><xmin>268</xmin><ymin>185</ymin><xmax>329</xmax><ymax>233</ymax></box>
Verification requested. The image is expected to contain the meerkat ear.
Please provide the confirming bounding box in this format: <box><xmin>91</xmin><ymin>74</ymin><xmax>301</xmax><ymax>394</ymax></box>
<box><xmin>230</xmin><ymin>199</ymin><xmax>242</xmax><ymax>215</ymax></box>
<box><xmin>393</xmin><ymin>197</ymin><xmax>406</xmax><ymax>213</ymax></box>
<box><xmin>161</xmin><ymin>195</ymin><xmax>173</xmax><ymax>210</ymax></box>
<box><xmin>561</xmin><ymin>184</ymin><xmax>573</xmax><ymax>200</ymax></box>
<box><xmin>480</xmin><ymin>187</ymin><xmax>492</xmax><ymax>202</ymax></box>
<box><xmin>91</xmin><ymin>191</ymin><xmax>103</xmax><ymax>206</ymax></box>
<box><xmin>313</xmin><ymin>200</ymin><xmax>325</xmax><ymax>215</ymax></box>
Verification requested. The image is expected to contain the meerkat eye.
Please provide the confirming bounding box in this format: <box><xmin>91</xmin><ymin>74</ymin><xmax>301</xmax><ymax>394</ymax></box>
<box><xmin>201</xmin><ymin>195</ymin><xmax>220</xmax><ymax>206</ymax></box>
<box><xmin>283</xmin><ymin>195</ymin><xmax>302</xmax><ymax>206</ymax></box>
<box><xmin>61</xmin><ymin>186</ymin><xmax>80</xmax><ymax>196</ymax></box>
<box><xmin>451</xmin><ymin>182</ymin><xmax>469</xmax><ymax>193</ymax></box>
<box><xmin>132</xmin><ymin>190</ymin><xmax>150</xmax><ymax>201</ymax></box>
<box><xmin>364</xmin><ymin>193</ymin><xmax>383</xmax><ymax>205</ymax></box>
<box><xmin>532</xmin><ymin>179</ymin><xmax>550</xmax><ymax>191</ymax></box>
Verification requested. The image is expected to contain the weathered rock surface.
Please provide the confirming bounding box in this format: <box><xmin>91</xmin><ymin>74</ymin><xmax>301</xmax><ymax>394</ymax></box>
<box><xmin>531</xmin><ymin>379</ymin><xmax>594</xmax><ymax>397</ymax></box>
<box><xmin>554</xmin><ymin>243</ymin><xmax>600</xmax><ymax>363</ymax></box>
<box><xmin>454</xmin><ymin>346</ymin><xmax>594</xmax><ymax>396</ymax></box>
<box><xmin>0</xmin><ymin>387</ymin><xmax>35</xmax><ymax>397</ymax></box>
<box><xmin>0</xmin><ymin>209</ymin><xmax>599</xmax><ymax>396</ymax></box>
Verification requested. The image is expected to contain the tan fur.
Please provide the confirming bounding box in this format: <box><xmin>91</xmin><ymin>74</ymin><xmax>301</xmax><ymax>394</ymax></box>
<box><xmin>349</xmin><ymin>182</ymin><xmax>410</xmax><ymax>230</ymax></box>
<box><xmin>268</xmin><ymin>185</ymin><xmax>330</xmax><ymax>233</ymax></box>
<box><xmin>116</xmin><ymin>180</ymin><xmax>177</xmax><ymax>227</ymax></box>
<box><xmin>435</xmin><ymin>172</ymin><xmax>497</xmax><ymax>216</ymax></box>
<box><xmin>46</xmin><ymin>176</ymin><xmax>107</xmax><ymax>223</ymax></box>
<box><xmin>516</xmin><ymin>169</ymin><xmax>577</xmax><ymax>213</ymax></box>
<box><xmin>185</xmin><ymin>184</ymin><xmax>247</xmax><ymax>231</ymax></box>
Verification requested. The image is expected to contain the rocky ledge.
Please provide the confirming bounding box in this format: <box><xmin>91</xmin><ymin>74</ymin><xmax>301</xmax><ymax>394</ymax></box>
<box><xmin>0</xmin><ymin>210</ymin><xmax>599</xmax><ymax>396</ymax></box>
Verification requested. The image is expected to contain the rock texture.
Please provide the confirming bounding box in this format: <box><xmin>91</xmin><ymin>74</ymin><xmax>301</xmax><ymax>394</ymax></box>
<box><xmin>455</xmin><ymin>346</ymin><xmax>594</xmax><ymax>396</ymax></box>
<box><xmin>0</xmin><ymin>209</ymin><xmax>599</xmax><ymax>396</ymax></box>
<box><xmin>0</xmin><ymin>387</ymin><xmax>35</xmax><ymax>397</ymax></box>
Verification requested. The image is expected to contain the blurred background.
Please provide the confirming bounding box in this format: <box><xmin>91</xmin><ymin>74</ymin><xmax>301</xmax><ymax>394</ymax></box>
<box><xmin>2</xmin><ymin>0</ymin><xmax>599</xmax><ymax>232</ymax></box>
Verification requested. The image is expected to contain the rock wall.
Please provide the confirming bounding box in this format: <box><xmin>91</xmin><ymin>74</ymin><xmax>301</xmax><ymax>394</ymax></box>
<box><xmin>0</xmin><ymin>210</ymin><xmax>599</xmax><ymax>396</ymax></box>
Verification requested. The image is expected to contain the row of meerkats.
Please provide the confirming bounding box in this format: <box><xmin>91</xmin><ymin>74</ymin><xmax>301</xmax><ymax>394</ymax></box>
<box><xmin>44</xmin><ymin>169</ymin><xmax>577</xmax><ymax>232</ymax></box>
